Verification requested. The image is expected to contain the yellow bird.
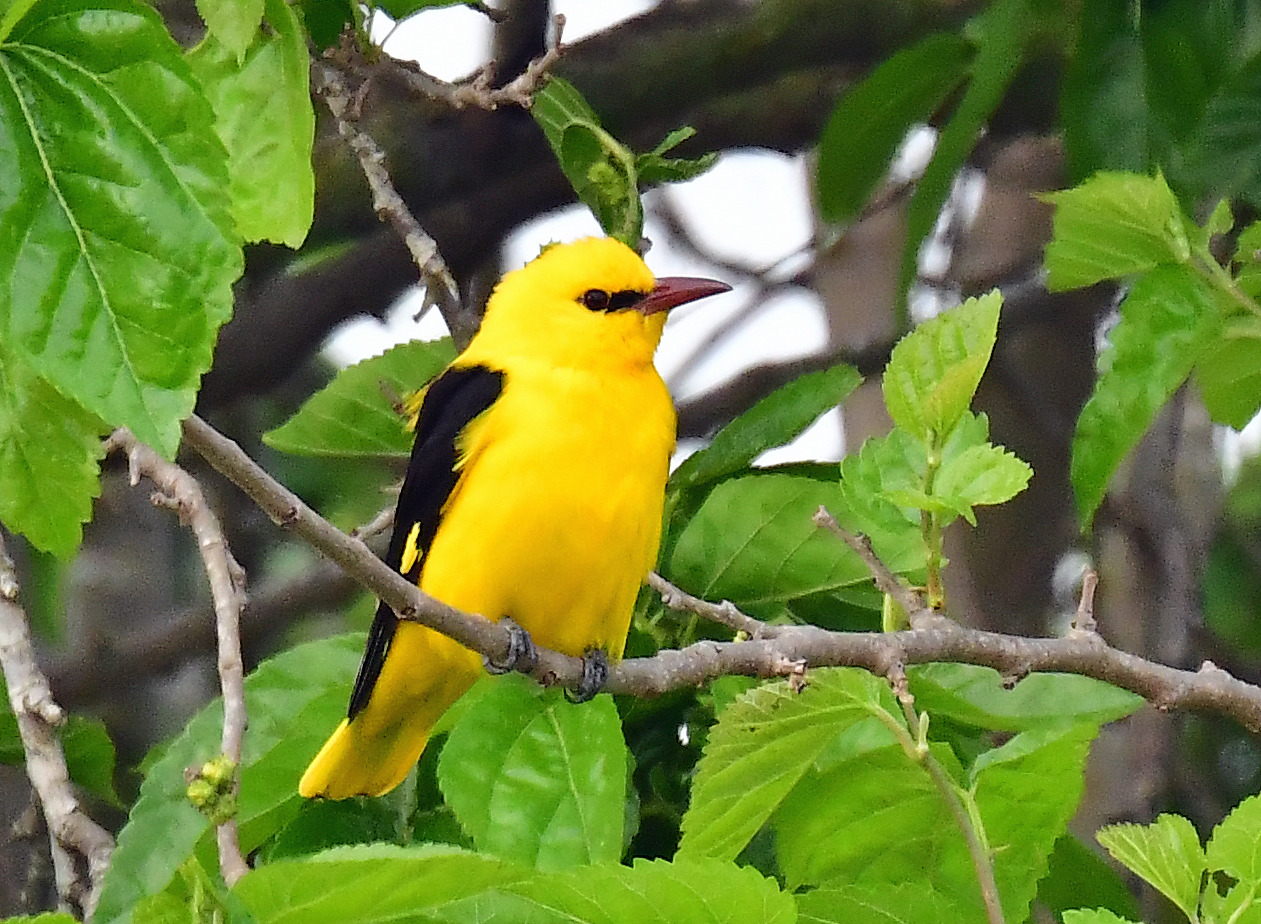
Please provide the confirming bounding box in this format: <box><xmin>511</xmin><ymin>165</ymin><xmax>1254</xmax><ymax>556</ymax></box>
<box><xmin>300</xmin><ymin>236</ymin><xmax>730</xmax><ymax>799</ymax></box>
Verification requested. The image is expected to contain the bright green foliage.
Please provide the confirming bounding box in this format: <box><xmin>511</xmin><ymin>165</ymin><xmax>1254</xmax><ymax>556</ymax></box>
<box><xmin>532</xmin><ymin>77</ymin><xmax>715</xmax><ymax>246</ymax></box>
<box><xmin>265</xmin><ymin>338</ymin><xmax>457</xmax><ymax>457</ymax></box>
<box><xmin>0</xmin><ymin>0</ymin><xmax>241</xmax><ymax>461</ymax></box>
<box><xmin>93</xmin><ymin>634</ymin><xmax>363</xmax><ymax>924</ymax></box>
<box><xmin>678</xmin><ymin>668</ymin><xmax>901</xmax><ymax>861</ymax></box>
<box><xmin>1098</xmin><ymin>815</ymin><xmax>1205</xmax><ymax>921</ymax></box>
<box><xmin>670</xmin><ymin>364</ymin><xmax>862</xmax><ymax>491</ymax></box>
<box><xmin>666</xmin><ymin>473</ymin><xmax>921</xmax><ymax>621</ymax></box>
<box><xmin>883</xmin><ymin>291</ymin><xmax>1000</xmax><ymax>441</ymax></box>
<box><xmin>0</xmin><ymin>711</ymin><xmax>121</xmax><ymax>807</ymax></box>
<box><xmin>1069</xmin><ymin>266</ymin><xmax>1222</xmax><ymax>525</ymax></box>
<box><xmin>796</xmin><ymin>882</ymin><xmax>971</xmax><ymax>924</ymax></box>
<box><xmin>187</xmin><ymin>0</ymin><xmax>315</xmax><ymax>247</ymax></box>
<box><xmin>815</xmin><ymin>32</ymin><xmax>971</xmax><ymax>224</ymax></box>
<box><xmin>0</xmin><ymin>915</ymin><xmax>81</xmax><ymax>924</ymax></box>
<box><xmin>1042</xmin><ymin>171</ymin><xmax>1258</xmax><ymax>524</ymax></box>
<box><xmin>1037</xmin><ymin>835</ymin><xmax>1141</xmax><ymax>922</ymax></box>
<box><xmin>437</xmin><ymin>676</ymin><xmax>626</xmax><ymax>870</ymax></box>
<box><xmin>195</xmin><ymin>0</ymin><xmax>264</xmax><ymax>63</ymax></box>
<box><xmin>0</xmin><ymin>341</ymin><xmax>104</xmax><ymax>556</ymax></box>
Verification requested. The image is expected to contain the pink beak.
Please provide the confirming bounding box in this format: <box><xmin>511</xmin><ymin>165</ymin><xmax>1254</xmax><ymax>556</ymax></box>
<box><xmin>636</xmin><ymin>277</ymin><xmax>732</xmax><ymax>315</ymax></box>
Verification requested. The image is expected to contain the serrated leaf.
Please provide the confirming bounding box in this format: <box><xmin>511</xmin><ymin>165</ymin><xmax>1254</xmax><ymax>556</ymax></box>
<box><xmin>883</xmin><ymin>291</ymin><xmax>1002</xmax><ymax>441</ymax></box>
<box><xmin>777</xmin><ymin>720</ymin><xmax>1095</xmax><ymax>924</ymax></box>
<box><xmin>678</xmin><ymin>668</ymin><xmax>898</xmax><ymax>861</ymax></box>
<box><xmin>1179</xmin><ymin>53</ymin><xmax>1261</xmax><ymax>210</ymax></box>
<box><xmin>816</xmin><ymin>32</ymin><xmax>972</xmax><ymax>224</ymax></box>
<box><xmin>94</xmin><ymin>634</ymin><xmax>364</xmax><ymax>924</ymax></box>
<box><xmin>437</xmin><ymin>676</ymin><xmax>626</xmax><ymax>870</ymax></box>
<box><xmin>1071</xmin><ymin>265</ymin><xmax>1222</xmax><ymax>525</ymax></box>
<box><xmin>899</xmin><ymin>0</ymin><xmax>1028</xmax><ymax>296</ymax></box>
<box><xmin>796</xmin><ymin>882</ymin><xmax>972</xmax><ymax>924</ymax></box>
<box><xmin>1062</xmin><ymin>911</ymin><xmax>1138</xmax><ymax>924</ymax></box>
<box><xmin>187</xmin><ymin>0</ymin><xmax>314</xmax><ymax>247</ymax></box>
<box><xmin>909</xmin><ymin>663</ymin><xmax>1142</xmax><ymax>732</ymax></box>
<box><xmin>480</xmin><ymin>857</ymin><xmax>795</xmax><ymax>924</ymax></box>
<box><xmin>1237</xmin><ymin>220</ymin><xmax>1261</xmax><ymax>265</ymax></box>
<box><xmin>0</xmin><ymin>914</ymin><xmax>80</xmax><ymax>924</ymax></box>
<box><xmin>0</xmin><ymin>0</ymin><xmax>242</xmax><ymax>456</ymax></box>
<box><xmin>1044</xmin><ymin>172</ymin><xmax>1189</xmax><ymax>290</ymax></box>
<box><xmin>0</xmin><ymin>342</ymin><xmax>103</xmax><ymax>556</ymax></box>
<box><xmin>532</xmin><ymin>77</ymin><xmax>640</xmax><ymax>246</ymax></box>
<box><xmin>932</xmin><ymin>441</ymin><xmax>1031</xmax><ymax>526</ymax></box>
<box><xmin>234</xmin><ymin>844</ymin><xmax>529</xmax><ymax>924</ymax></box>
<box><xmin>1097</xmin><ymin>814</ymin><xmax>1205</xmax><ymax>921</ymax></box>
<box><xmin>666</xmin><ymin>474</ymin><xmax>920</xmax><ymax>620</ymax></box>
<box><xmin>671</xmin><ymin>364</ymin><xmax>862</xmax><ymax>491</ymax></box>
<box><xmin>836</xmin><ymin>429</ymin><xmax>923</xmax><ymax>541</ymax></box>
<box><xmin>265</xmin><ymin>339</ymin><xmax>456</xmax><ymax>457</ymax></box>
<box><xmin>1195</xmin><ymin>321</ymin><xmax>1261</xmax><ymax>428</ymax></box>
<box><xmin>1208</xmin><ymin>792</ymin><xmax>1261</xmax><ymax>882</ymax></box>
<box><xmin>0</xmin><ymin>711</ymin><xmax>122</xmax><ymax>807</ymax></box>
<box><xmin>635</xmin><ymin>149</ymin><xmax>717</xmax><ymax>187</ymax></box>
<box><xmin>194</xmin><ymin>0</ymin><xmax>263</xmax><ymax>62</ymax></box>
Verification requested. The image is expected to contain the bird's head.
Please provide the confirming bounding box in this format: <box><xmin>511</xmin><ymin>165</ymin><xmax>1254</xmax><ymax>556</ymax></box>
<box><xmin>470</xmin><ymin>237</ymin><xmax>731</xmax><ymax>371</ymax></box>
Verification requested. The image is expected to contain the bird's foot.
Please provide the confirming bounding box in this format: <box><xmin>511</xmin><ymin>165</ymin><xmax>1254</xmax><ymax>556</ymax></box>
<box><xmin>567</xmin><ymin>648</ymin><xmax>609</xmax><ymax>703</ymax></box>
<box><xmin>484</xmin><ymin>618</ymin><xmax>539</xmax><ymax>675</ymax></box>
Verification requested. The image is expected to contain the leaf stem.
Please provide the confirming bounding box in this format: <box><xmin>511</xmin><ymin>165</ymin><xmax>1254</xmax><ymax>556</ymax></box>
<box><xmin>1192</xmin><ymin>243</ymin><xmax>1261</xmax><ymax>320</ymax></box>
<box><xmin>921</xmin><ymin>437</ymin><xmax>945</xmax><ymax>609</ymax></box>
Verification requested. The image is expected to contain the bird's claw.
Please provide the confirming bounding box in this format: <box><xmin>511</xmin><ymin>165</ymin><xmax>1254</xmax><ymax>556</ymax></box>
<box><xmin>568</xmin><ymin>649</ymin><xmax>609</xmax><ymax>703</ymax></box>
<box><xmin>484</xmin><ymin>618</ymin><xmax>538</xmax><ymax>675</ymax></box>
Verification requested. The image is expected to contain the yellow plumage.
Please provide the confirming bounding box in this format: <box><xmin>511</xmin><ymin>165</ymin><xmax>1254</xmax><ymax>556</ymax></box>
<box><xmin>300</xmin><ymin>237</ymin><xmax>729</xmax><ymax>799</ymax></box>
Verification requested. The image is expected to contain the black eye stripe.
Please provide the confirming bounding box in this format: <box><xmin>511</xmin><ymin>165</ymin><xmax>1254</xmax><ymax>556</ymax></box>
<box><xmin>580</xmin><ymin>289</ymin><xmax>644</xmax><ymax>312</ymax></box>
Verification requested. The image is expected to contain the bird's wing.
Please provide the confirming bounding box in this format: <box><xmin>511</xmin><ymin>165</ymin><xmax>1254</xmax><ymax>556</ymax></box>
<box><xmin>347</xmin><ymin>364</ymin><xmax>505</xmax><ymax>720</ymax></box>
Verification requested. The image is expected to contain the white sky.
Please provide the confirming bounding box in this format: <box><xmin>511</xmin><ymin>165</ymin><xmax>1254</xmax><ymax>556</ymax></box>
<box><xmin>330</xmin><ymin>1</ymin><xmax>843</xmax><ymax>465</ymax></box>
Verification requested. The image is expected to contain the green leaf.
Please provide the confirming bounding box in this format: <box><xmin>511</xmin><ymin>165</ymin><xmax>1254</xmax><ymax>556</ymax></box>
<box><xmin>94</xmin><ymin>634</ymin><xmax>364</xmax><ymax>924</ymax></box>
<box><xmin>795</xmin><ymin>882</ymin><xmax>972</xmax><ymax>924</ymax></box>
<box><xmin>475</xmin><ymin>857</ymin><xmax>796</xmax><ymax>924</ymax></box>
<box><xmin>234</xmin><ymin>844</ymin><xmax>529</xmax><ymax>924</ymax></box>
<box><xmin>187</xmin><ymin>0</ymin><xmax>314</xmax><ymax>247</ymax></box>
<box><xmin>836</xmin><ymin>429</ymin><xmax>922</xmax><ymax>541</ymax></box>
<box><xmin>1037</xmin><ymin>834</ymin><xmax>1142</xmax><ymax>922</ymax></box>
<box><xmin>816</xmin><ymin>32</ymin><xmax>972</xmax><ymax>224</ymax></box>
<box><xmin>931</xmin><ymin>442</ymin><xmax>1031</xmax><ymax>526</ymax></box>
<box><xmin>298</xmin><ymin>0</ymin><xmax>355</xmax><ymax>50</ymax></box>
<box><xmin>635</xmin><ymin>126</ymin><xmax>717</xmax><ymax>186</ymax></box>
<box><xmin>678</xmin><ymin>667</ymin><xmax>899</xmax><ymax>861</ymax></box>
<box><xmin>1207</xmin><ymin>792</ymin><xmax>1261</xmax><ymax>882</ymax></box>
<box><xmin>532</xmin><ymin>77</ymin><xmax>640</xmax><ymax>246</ymax></box>
<box><xmin>670</xmin><ymin>364</ymin><xmax>862</xmax><ymax>491</ymax></box>
<box><xmin>0</xmin><ymin>342</ymin><xmax>103</xmax><ymax>556</ymax></box>
<box><xmin>883</xmin><ymin>291</ymin><xmax>1002</xmax><ymax>441</ymax></box>
<box><xmin>1071</xmin><ymin>266</ymin><xmax>1222</xmax><ymax>525</ymax></box>
<box><xmin>0</xmin><ymin>711</ymin><xmax>122</xmax><ymax>807</ymax></box>
<box><xmin>0</xmin><ymin>0</ymin><xmax>242</xmax><ymax>456</ymax></box>
<box><xmin>437</xmin><ymin>676</ymin><xmax>626</xmax><ymax>870</ymax></box>
<box><xmin>375</xmin><ymin>0</ymin><xmax>467</xmax><ymax>18</ymax></box>
<box><xmin>1044</xmin><ymin>172</ymin><xmax>1190</xmax><ymax>290</ymax></box>
<box><xmin>909</xmin><ymin>663</ymin><xmax>1142</xmax><ymax>732</ymax></box>
<box><xmin>1097</xmin><ymin>814</ymin><xmax>1205</xmax><ymax>921</ymax></box>
<box><xmin>1062</xmin><ymin>910</ymin><xmax>1138</xmax><ymax>924</ymax></box>
<box><xmin>1195</xmin><ymin>320</ymin><xmax>1261</xmax><ymax>428</ymax></box>
<box><xmin>1179</xmin><ymin>53</ymin><xmax>1261</xmax><ymax>209</ymax></box>
<box><xmin>264</xmin><ymin>339</ymin><xmax>456</xmax><ymax>457</ymax></box>
<box><xmin>666</xmin><ymin>473</ymin><xmax>920</xmax><ymax>620</ymax></box>
<box><xmin>0</xmin><ymin>914</ymin><xmax>81</xmax><ymax>924</ymax></box>
<box><xmin>899</xmin><ymin>0</ymin><xmax>1028</xmax><ymax>296</ymax></box>
<box><xmin>194</xmin><ymin>0</ymin><xmax>263</xmax><ymax>62</ymax></box>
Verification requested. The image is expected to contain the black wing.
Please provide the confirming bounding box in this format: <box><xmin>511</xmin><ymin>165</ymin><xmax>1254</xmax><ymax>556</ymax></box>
<box><xmin>346</xmin><ymin>365</ymin><xmax>505</xmax><ymax>721</ymax></box>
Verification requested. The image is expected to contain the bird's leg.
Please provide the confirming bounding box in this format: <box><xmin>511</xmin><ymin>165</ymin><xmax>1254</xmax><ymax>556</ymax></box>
<box><xmin>568</xmin><ymin>648</ymin><xmax>609</xmax><ymax>703</ymax></box>
<box><xmin>484</xmin><ymin>618</ymin><xmax>539</xmax><ymax>675</ymax></box>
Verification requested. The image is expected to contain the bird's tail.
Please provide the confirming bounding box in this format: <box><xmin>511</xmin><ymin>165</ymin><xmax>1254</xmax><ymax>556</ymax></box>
<box><xmin>299</xmin><ymin>623</ymin><xmax>483</xmax><ymax>799</ymax></box>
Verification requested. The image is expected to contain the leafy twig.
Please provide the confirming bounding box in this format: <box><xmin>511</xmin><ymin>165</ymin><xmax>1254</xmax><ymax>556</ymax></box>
<box><xmin>103</xmin><ymin>429</ymin><xmax>250</xmax><ymax>886</ymax></box>
<box><xmin>183</xmin><ymin>414</ymin><xmax>1261</xmax><ymax>732</ymax></box>
<box><xmin>0</xmin><ymin>536</ymin><xmax>114</xmax><ymax>918</ymax></box>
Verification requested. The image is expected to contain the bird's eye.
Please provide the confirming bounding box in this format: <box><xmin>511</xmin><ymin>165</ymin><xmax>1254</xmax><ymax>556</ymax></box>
<box><xmin>580</xmin><ymin>289</ymin><xmax>611</xmax><ymax>310</ymax></box>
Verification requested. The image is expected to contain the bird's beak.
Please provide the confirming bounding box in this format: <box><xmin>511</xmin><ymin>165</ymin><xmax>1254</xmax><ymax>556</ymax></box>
<box><xmin>636</xmin><ymin>277</ymin><xmax>732</xmax><ymax>316</ymax></box>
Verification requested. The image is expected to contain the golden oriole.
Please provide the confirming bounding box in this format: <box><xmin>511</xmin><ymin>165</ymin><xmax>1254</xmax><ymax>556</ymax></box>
<box><xmin>300</xmin><ymin>236</ymin><xmax>730</xmax><ymax>799</ymax></box>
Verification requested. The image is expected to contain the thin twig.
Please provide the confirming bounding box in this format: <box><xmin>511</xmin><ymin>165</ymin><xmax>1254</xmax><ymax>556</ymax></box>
<box><xmin>1074</xmin><ymin>569</ymin><xmax>1099</xmax><ymax>634</ymax></box>
<box><xmin>0</xmin><ymin>536</ymin><xmax>114</xmax><ymax>918</ymax></box>
<box><xmin>103</xmin><ymin>429</ymin><xmax>249</xmax><ymax>886</ymax></box>
<box><xmin>647</xmin><ymin>572</ymin><xmax>772</xmax><ymax>638</ymax></box>
<box><xmin>311</xmin><ymin>60</ymin><xmax>462</xmax><ymax>337</ymax></box>
<box><xmin>812</xmin><ymin>506</ymin><xmax>932</xmax><ymax>622</ymax></box>
<box><xmin>182</xmin><ymin>413</ymin><xmax>1261</xmax><ymax>733</ymax></box>
<box><xmin>390</xmin><ymin>13</ymin><xmax>566</xmax><ymax>110</ymax></box>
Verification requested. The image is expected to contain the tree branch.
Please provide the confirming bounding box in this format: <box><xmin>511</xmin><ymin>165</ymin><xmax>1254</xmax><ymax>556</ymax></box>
<box><xmin>179</xmin><ymin>414</ymin><xmax>1261</xmax><ymax>734</ymax></box>
<box><xmin>0</xmin><ymin>537</ymin><xmax>114</xmax><ymax>919</ymax></box>
<box><xmin>103</xmin><ymin>429</ymin><xmax>250</xmax><ymax>887</ymax></box>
